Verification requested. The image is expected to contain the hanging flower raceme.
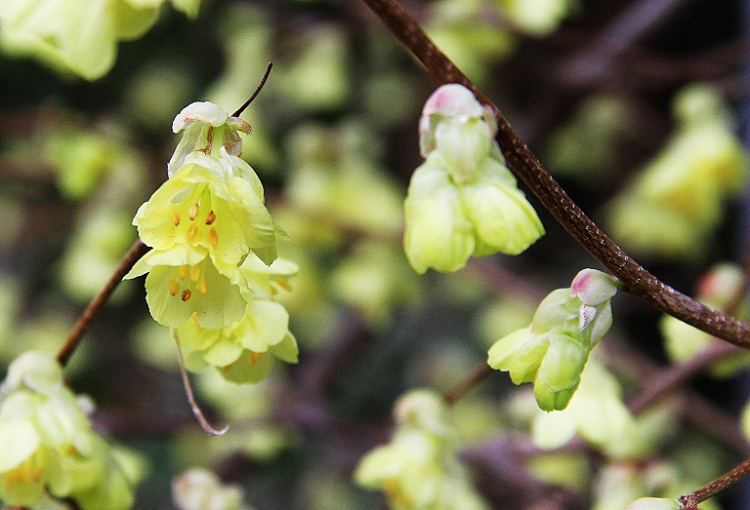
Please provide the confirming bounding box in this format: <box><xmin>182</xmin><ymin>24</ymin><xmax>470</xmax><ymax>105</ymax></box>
<box><xmin>126</xmin><ymin>102</ymin><xmax>278</xmax><ymax>330</ymax></box>
<box><xmin>488</xmin><ymin>269</ymin><xmax>620</xmax><ymax>411</ymax></box>
<box><xmin>355</xmin><ymin>389</ymin><xmax>489</xmax><ymax>510</ymax></box>
<box><xmin>404</xmin><ymin>83</ymin><xmax>544</xmax><ymax>274</ymax></box>
<box><xmin>0</xmin><ymin>351</ymin><xmax>142</xmax><ymax>510</ymax></box>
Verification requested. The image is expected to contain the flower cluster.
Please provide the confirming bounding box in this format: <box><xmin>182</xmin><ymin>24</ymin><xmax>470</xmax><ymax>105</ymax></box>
<box><xmin>0</xmin><ymin>0</ymin><xmax>200</xmax><ymax>80</ymax></box>
<box><xmin>404</xmin><ymin>83</ymin><xmax>544</xmax><ymax>274</ymax></box>
<box><xmin>0</xmin><ymin>351</ymin><xmax>141</xmax><ymax>510</ymax></box>
<box><xmin>126</xmin><ymin>101</ymin><xmax>297</xmax><ymax>383</ymax></box>
<box><xmin>172</xmin><ymin>468</ymin><xmax>252</xmax><ymax>510</ymax></box>
<box><xmin>488</xmin><ymin>269</ymin><xmax>619</xmax><ymax>411</ymax></box>
<box><xmin>355</xmin><ymin>389</ymin><xmax>489</xmax><ymax>510</ymax></box>
<box><xmin>607</xmin><ymin>83</ymin><xmax>748</xmax><ymax>260</ymax></box>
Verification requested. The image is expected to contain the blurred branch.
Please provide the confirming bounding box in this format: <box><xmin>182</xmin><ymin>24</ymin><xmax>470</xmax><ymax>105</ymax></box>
<box><xmin>56</xmin><ymin>239</ymin><xmax>149</xmax><ymax>367</ymax></box>
<box><xmin>359</xmin><ymin>0</ymin><xmax>750</xmax><ymax>350</ymax></box>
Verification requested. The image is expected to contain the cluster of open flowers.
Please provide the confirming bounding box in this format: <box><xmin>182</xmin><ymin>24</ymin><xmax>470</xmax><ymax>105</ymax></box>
<box><xmin>126</xmin><ymin>101</ymin><xmax>298</xmax><ymax>384</ymax></box>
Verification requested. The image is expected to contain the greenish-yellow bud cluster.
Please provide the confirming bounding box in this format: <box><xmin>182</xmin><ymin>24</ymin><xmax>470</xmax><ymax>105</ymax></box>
<box><xmin>404</xmin><ymin>84</ymin><xmax>544</xmax><ymax>274</ymax></box>
<box><xmin>488</xmin><ymin>269</ymin><xmax>619</xmax><ymax>411</ymax></box>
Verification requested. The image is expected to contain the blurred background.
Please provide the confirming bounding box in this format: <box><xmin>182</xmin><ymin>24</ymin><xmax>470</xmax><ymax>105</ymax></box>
<box><xmin>2</xmin><ymin>0</ymin><xmax>750</xmax><ymax>509</ymax></box>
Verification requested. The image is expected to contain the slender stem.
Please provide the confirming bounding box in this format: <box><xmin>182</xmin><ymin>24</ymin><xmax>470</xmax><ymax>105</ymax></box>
<box><xmin>679</xmin><ymin>456</ymin><xmax>750</xmax><ymax>508</ymax></box>
<box><xmin>231</xmin><ymin>62</ymin><xmax>273</xmax><ymax>118</ymax></box>
<box><xmin>443</xmin><ymin>363</ymin><xmax>494</xmax><ymax>405</ymax></box>
<box><xmin>359</xmin><ymin>0</ymin><xmax>750</xmax><ymax>349</ymax></box>
<box><xmin>56</xmin><ymin>239</ymin><xmax>150</xmax><ymax>367</ymax></box>
<box><xmin>627</xmin><ymin>341</ymin><xmax>740</xmax><ymax>414</ymax></box>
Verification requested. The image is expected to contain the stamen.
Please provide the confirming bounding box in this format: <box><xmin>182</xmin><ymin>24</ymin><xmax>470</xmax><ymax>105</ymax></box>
<box><xmin>181</xmin><ymin>289</ymin><xmax>192</xmax><ymax>301</ymax></box>
<box><xmin>189</xmin><ymin>266</ymin><xmax>201</xmax><ymax>282</ymax></box>
<box><xmin>274</xmin><ymin>277</ymin><xmax>293</xmax><ymax>293</ymax></box>
<box><xmin>249</xmin><ymin>352</ymin><xmax>263</xmax><ymax>366</ymax></box>
<box><xmin>189</xmin><ymin>203</ymin><xmax>199</xmax><ymax>221</ymax></box>
<box><xmin>198</xmin><ymin>278</ymin><xmax>207</xmax><ymax>295</ymax></box>
<box><xmin>168</xmin><ymin>280</ymin><xmax>180</xmax><ymax>296</ymax></box>
<box><xmin>205</xmin><ymin>210</ymin><xmax>216</xmax><ymax>225</ymax></box>
<box><xmin>187</xmin><ymin>224</ymin><xmax>199</xmax><ymax>241</ymax></box>
<box><xmin>177</xmin><ymin>265</ymin><xmax>188</xmax><ymax>280</ymax></box>
<box><xmin>208</xmin><ymin>228</ymin><xmax>219</xmax><ymax>247</ymax></box>
<box><xmin>172</xmin><ymin>210</ymin><xmax>181</xmax><ymax>226</ymax></box>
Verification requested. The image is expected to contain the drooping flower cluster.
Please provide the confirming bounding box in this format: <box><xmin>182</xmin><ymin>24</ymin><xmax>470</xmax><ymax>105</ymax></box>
<box><xmin>488</xmin><ymin>269</ymin><xmax>619</xmax><ymax>411</ymax></box>
<box><xmin>0</xmin><ymin>0</ymin><xmax>200</xmax><ymax>80</ymax></box>
<box><xmin>404</xmin><ymin>83</ymin><xmax>544</xmax><ymax>274</ymax></box>
<box><xmin>172</xmin><ymin>468</ymin><xmax>253</xmax><ymax>510</ymax></box>
<box><xmin>126</xmin><ymin>101</ymin><xmax>297</xmax><ymax>383</ymax></box>
<box><xmin>0</xmin><ymin>351</ymin><xmax>141</xmax><ymax>510</ymax></box>
<box><xmin>355</xmin><ymin>389</ymin><xmax>489</xmax><ymax>510</ymax></box>
<box><xmin>607</xmin><ymin>83</ymin><xmax>749</xmax><ymax>260</ymax></box>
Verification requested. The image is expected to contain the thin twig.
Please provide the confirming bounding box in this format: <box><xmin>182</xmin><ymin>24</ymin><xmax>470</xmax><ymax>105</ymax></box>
<box><xmin>627</xmin><ymin>341</ymin><xmax>740</xmax><ymax>415</ymax></box>
<box><xmin>359</xmin><ymin>0</ymin><xmax>750</xmax><ymax>349</ymax></box>
<box><xmin>443</xmin><ymin>363</ymin><xmax>494</xmax><ymax>405</ymax></box>
<box><xmin>56</xmin><ymin>239</ymin><xmax>150</xmax><ymax>367</ymax></box>
<box><xmin>231</xmin><ymin>62</ymin><xmax>273</xmax><ymax>118</ymax></box>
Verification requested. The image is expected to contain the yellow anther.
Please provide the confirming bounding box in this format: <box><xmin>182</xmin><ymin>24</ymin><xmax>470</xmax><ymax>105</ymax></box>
<box><xmin>205</xmin><ymin>210</ymin><xmax>216</xmax><ymax>225</ymax></box>
<box><xmin>249</xmin><ymin>352</ymin><xmax>263</xmax><ymax>366</ymax></box>
<box><xmin>177</xmin><ymin>265</ymin><xmax>188</xmax><ymax>280</ymax></box>
<box><xmin>172</xmin><ymin>210</ymin><xmax>181</xmax><ymax>226</ymax></box>
<box><xmin>181</xmin><ymin>289</ymin><xmax>192</xmax><ymax>302</ymax></box>
<box><xmin>198</xmin><ymin>278</ymin><xmax>207</xmax><ymax>295</ymax></box>
<box><xmin>189</xmin><ymin>203</ymin><xmax>199</xmax><ymax>221</ymax></box>
<box><xmin>189</xmin><ymin>265</ymin><xmax>201</xmax><ymax>282</ymax></box>
<box><xmin>274</xmin><ymin>277</ymin><xmax>293</xmax><ymax>293</ymax></box>
<box><xmin>209</xmin><ymin>228</ymin><xmax>219</xmax><ymax>247</ymax></box>
<box><xmin>187</xmin><ymin>224</ymin><xmax>199</xmax><ymax>241</ymax></box>
<box><xmin>168</xmin><ymin>280</ymin><xmax>180</xmax><ymax>296</ymax></box>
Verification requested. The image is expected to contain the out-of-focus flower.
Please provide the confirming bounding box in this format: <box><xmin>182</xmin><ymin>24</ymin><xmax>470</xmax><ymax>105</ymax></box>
<box><xmin>355</xmin><ymin>389</ymin><xmax>489</xmax><ymax>510</ymax></box>
<box><xmin>0</xmin><ymin>351</ymin><xmax>142</xmax><ymax>510</ymax></box>
<box><xmin>0</xmin><ymin>0</ymin><xmax>200</xmax><ymax>80</ymax></box>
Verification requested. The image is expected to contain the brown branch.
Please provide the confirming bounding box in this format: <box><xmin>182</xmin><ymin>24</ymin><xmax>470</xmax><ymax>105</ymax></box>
<box><xmin>679</xmin><ymin>456</ymin><xmax>750</xmax><ymax>508</ymax></box>
<box><xmin>626</xmin><ymin>341</ymin><xmax>740</xmax><ymax>415</ymax></box>
<box><xmin>359</xmin><ymin>0</ymin><xmax>750</xmax><ymax>349</ymax></box>
<box><xmin>56</xmin><ymin>239</ymin><xmax>150</xmax><ymax>367</ymax></box>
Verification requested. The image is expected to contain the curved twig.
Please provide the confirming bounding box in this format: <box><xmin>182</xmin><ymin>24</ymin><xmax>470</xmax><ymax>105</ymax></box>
<box><xmin>360</xmin><ymin>0</ymin><xmax>750</xmax><ymax>349</ymax></box>
<box><xmin>56</xmin><ymin>239</ymin><xmax>150</xmax><ymax>367</ymax></box>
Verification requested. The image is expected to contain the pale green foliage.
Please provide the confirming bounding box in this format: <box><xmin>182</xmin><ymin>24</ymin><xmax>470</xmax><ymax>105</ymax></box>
<box><xmin>0</xmin><ymin>0</ymin><xmax>199</xmax><ymax>80</ymax></box>
<box><xmin>354</xmin><ymin>389</ymin><xmax>489</xmax><ymax>510</ymax></box>
<box><xmin>0</xmin><ymin>351</ymin><xmax>143</xmax><ymax>510</ymax></box>
<box><xmin>172</xmin><ymin>468</ymin><xmax>252</xmax><ymax>510</ymax></box>
<box><xmin>425</xmin><ymin>0</ymin><xmax>517</xmax><ymax>85</ymax></box>
<box><xmin>607</xmin><ymin>83</ymin><xmax>749</xmax><ymax>260</ymax></box>
<box><xmin>404</xmin><ymin>84</ymin><xmax>544</xmax><ymax>274</ymax></box>
<box><xmin>497</xmin><ymin>0</ymin><xmax>579</xmax><ymax>36</ymax></box>
<box><xmin>488</xmin><ymin>269</ymin><xmax>618</xmax><ymax>410</ymax></box>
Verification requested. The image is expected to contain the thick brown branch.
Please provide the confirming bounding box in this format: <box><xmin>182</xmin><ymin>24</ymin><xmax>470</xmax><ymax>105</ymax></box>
<box><xmin>360</xmin><ymin>0</ymin><xmax>750</xmax><ymax>349</ymax></box>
